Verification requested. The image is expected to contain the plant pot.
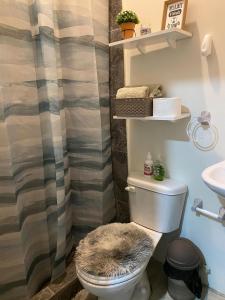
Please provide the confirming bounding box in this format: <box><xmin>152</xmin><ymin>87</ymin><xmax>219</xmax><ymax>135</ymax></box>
<box><xmin>120</xmin><ymin>22</ymin><xmax>136</xmax><ymax>39</ymax></box>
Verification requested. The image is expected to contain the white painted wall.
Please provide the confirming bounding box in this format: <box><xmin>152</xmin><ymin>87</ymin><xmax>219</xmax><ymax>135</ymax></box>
<box><xmin>123</xmin><ymin>0</ymin><xmax>225</xmax><ymax>295</ymax></box>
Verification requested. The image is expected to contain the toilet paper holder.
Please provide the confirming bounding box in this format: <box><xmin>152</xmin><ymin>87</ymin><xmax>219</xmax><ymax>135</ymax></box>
<box><xmin>192</xmin><ymin>199</ymin><xmax>225</xmax><ymax>225</ymax></box>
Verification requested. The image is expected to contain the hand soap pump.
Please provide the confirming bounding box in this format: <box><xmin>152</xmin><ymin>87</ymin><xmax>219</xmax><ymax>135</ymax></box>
<box><xmin>144</xmin><ymin>152</ymin><xmax>153</xmax><ymax>176</ymax></box>
<box><xmin>153</xmin><ymin>157</ymin><xmax>165</xmax><ymax>181</ymax></box>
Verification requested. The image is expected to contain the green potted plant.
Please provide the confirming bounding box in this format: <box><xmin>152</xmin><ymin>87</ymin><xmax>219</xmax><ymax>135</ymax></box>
<box><xmin>116</xmin><ymin>10</ymin><xmax>139</xmax><ymax>39</ymax></box>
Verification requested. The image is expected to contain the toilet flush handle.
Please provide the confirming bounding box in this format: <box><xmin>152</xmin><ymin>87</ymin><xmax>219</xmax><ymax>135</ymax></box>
<box><xmin>125</xmin><ymin>186</ymin><xmax>136</xmax><ymax>193</ymax></box>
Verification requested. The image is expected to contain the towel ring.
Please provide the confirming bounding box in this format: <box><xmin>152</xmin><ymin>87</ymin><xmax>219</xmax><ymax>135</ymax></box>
<box><xmin>186</xmin><ymin>111</ymin><xmax>218</xmax><ymax>151</ymax></box>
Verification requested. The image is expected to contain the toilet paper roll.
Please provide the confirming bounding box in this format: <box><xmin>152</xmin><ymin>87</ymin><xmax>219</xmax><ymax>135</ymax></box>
<box><xmin>153</xmin><ymin>97</ymin><xmax>181</xmax><ymax>117</ymax></box>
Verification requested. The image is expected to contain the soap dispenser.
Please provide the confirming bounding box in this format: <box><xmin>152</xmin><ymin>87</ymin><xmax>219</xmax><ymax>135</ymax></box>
<box><xmin>153</xmin><ymin>157</ymin><xmax>165</xmax><ymax>181</ymax></box>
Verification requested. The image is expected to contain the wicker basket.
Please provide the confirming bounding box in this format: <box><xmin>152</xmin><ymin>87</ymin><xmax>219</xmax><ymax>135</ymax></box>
<box><xmin>115</xmin><ymin>98</ymin><xmax>153</xmax><ymax>117</ymax></box>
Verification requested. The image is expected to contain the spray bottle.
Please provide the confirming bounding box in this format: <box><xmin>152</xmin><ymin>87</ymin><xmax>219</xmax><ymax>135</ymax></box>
<box><xmin>144</xmin><ymin>152</ymin><xmax>153</xmax><ymax>176</ymax></box>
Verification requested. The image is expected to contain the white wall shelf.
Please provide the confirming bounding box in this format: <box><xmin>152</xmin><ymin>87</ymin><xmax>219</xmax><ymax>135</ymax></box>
<box><xmin>109</xmin><ymin>29</ymin><xmax>192</xmax><ymax>54</ymax></box>
<box><xmin>113</xmin><ymin>113</ymin><xmax>191</xmax><ymax>122</ymax></box>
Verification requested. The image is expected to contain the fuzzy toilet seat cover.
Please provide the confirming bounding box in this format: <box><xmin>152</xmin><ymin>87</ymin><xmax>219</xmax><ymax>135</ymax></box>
<box><xmin>75</xmin><ymin>223</ymin><xmax>154</xmax><ymax>278</ymax></box>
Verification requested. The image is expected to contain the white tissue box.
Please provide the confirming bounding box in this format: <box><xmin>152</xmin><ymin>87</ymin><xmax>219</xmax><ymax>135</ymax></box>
<box><xmin>153</xmin><ymin>97</ymin><xmax>181</xmax><ymax>117</ymax></box>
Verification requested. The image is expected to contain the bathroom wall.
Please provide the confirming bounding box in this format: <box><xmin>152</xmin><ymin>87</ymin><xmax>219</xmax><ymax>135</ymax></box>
<box><xmin>123</xmin><ymin>0</ymin><xmax>225</xmax><ymax>295</ymax></box>
<box><xmin>109</xmin><ymin>1</ymin><xmax>129</xmax><ymax>222</ymax></box>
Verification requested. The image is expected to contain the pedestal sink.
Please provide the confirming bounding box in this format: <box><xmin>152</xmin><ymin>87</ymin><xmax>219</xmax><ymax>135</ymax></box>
<box><xmin>192</xmin><ymin>161</ymin><xmax>225</xmax><ymax>224</ymax></box>
<box><xmin>202</xmin><ymin>161</ymin><xmax>225</xmax><ymax>198</ymax></box>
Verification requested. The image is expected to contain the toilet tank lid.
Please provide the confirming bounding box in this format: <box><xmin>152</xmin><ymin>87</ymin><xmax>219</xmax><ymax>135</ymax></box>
<box><xmin>127</xmin><ymin>172</ymin><xmax>187</xmax><ymax>195</ymax></box>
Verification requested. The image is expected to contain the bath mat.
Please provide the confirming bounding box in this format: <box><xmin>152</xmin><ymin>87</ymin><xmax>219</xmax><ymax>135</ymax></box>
<box><xmin>75</xmin><ymin>223</ymin><xmax>153</xmax><ymax>278</ymax></box>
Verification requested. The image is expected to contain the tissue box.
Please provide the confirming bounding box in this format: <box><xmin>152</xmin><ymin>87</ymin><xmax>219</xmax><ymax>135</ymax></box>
<box><xmin>153</xmin><ymin>97</ymin><xmax>181</xmax><ymax>117</ymax></box>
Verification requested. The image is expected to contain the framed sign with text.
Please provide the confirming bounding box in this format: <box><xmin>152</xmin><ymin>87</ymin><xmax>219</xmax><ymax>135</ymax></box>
<box><xmin>161</xmin><ymin>0</ymin><xmax>188</xmax><ymax>30</ymax></box>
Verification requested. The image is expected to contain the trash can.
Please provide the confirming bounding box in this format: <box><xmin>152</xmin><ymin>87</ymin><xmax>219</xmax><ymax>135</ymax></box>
<box><xmin>164</xmin><ymin>238</ymin><xmax>202</xmax><ymax>300</ymax></box>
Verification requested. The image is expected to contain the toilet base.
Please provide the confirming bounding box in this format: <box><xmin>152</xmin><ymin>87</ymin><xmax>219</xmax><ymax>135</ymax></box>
<box><xmin>131</xmin><ymin>271</ymin><xmax>151</xmax><ymax>300</ymax></box>
<box><xmin>97</xmin><ymin>271</ymin><xmax>151</xmax><ymax>300</ymax></box>
<box><xmin>98</xmin><ymin>287</ymin><xmax>134</xmax><ymax>300</ymax></box>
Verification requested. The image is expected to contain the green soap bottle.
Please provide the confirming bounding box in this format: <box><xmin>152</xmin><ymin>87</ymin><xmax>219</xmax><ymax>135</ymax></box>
<box><xmin>153</xmin><ymin>160</ymin><xmax>165</xmax><ymax>181</ymax></box>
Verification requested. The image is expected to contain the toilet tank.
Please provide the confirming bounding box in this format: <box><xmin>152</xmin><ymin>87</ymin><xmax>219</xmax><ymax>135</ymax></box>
<box><xmin>127</xmin><ymin>172</ymin><xmax>187</xmax><ymax>233</ymax></box>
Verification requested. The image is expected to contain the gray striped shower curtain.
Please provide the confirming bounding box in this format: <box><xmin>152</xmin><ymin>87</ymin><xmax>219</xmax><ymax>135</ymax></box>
<box><xmin>0</xmin><ymin>0</ymin><xmax>115</xmax><ymax>299</ymax></box>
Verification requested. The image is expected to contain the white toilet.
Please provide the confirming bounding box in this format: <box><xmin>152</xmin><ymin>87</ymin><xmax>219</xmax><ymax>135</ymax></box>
<box><xmin>76</xmin><ymin>172</ymin><xmax>187</xmax><ymax>300</ymax></box>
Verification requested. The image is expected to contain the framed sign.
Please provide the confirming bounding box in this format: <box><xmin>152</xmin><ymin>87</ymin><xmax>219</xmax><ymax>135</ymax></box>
<box><xmin>161</xmin><ymin>0</ymin><xmax>188</xmax><ymax>30</ymax></box>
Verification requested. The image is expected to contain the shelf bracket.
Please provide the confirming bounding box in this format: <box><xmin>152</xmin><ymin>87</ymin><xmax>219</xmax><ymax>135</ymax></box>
<box><xmin>167</xmin><ymin>38</ymin><xmax>177</xmax><ymax>49</ymax></box>
<box><xmin>136</xmin><ymin>44</ymin><xmax>146</xmax><ymax>54</ymax></box>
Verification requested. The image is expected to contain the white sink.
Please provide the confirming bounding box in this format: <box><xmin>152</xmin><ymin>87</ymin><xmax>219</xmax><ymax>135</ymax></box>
<box><xmin>202</xmin><ymin>161</ymin><xmax>225</xmax><ymax>197</ymax></box>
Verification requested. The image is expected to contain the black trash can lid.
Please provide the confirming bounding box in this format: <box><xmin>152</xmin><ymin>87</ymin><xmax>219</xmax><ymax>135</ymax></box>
<box><xmin>167</xmin><ymin>238</ymin><xmax>200</xmax><ymax>271</ymax></box>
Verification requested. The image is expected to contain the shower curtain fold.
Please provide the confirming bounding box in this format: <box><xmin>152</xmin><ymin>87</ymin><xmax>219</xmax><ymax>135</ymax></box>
<box><xmin>0</xmin><ymin>1</ymin><xmax>114</xmax><ymax>299</ymax></box>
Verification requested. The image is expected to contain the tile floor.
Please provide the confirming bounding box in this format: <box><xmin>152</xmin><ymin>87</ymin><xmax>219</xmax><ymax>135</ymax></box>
<box><xmin>32</xmin><ymin>260</ymin><xmax>80</xmax><ymax>300</ymax></box>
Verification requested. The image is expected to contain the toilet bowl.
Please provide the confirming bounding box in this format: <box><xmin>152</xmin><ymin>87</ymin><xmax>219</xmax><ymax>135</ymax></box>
<box><xmin>76</xmin><ymin>222</ymin><xmax>161</xmax><ymax>300</ymax></box>
<box><xmin>77</xmin><ymin>260</ymin><xmax>148</xmax><ymax>300</ymax></box>
<box><xmin>75</xmin><ymin>172</ymin><xmax>187</xmax><ymax>300</ymax></box>
<box><xmin>76</xmin><ymin>221</ymin><xmax>163</xmax><ymax>300</ymax></box>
